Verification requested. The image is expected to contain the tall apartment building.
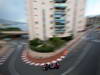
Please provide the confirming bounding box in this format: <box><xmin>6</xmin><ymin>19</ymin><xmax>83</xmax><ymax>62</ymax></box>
<box><xmin>27</xmin><ymin>0</ymin><xmax>86</xmax><ymax>40</ymax></box>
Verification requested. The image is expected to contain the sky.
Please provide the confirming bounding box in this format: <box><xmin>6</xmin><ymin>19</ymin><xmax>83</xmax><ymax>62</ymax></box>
<box><xmin>0</xmin><ymin>0</ymin><xmax>100</xmax><ymax>22</ymax></box>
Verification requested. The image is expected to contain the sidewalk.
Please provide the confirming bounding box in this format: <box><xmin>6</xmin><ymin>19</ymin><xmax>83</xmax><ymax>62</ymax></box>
<box><xmin>21</xmin><ymin>29</ymin><xmax>91</xmax><ymax>66</ymax></box>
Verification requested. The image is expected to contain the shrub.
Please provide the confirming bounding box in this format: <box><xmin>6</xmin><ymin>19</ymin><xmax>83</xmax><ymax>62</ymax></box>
<box><xmin>0</xmin><ymin>27</ymin><xmax>21</xmax><ymax>31</ymax></box>
<box><xmin>29</xmin><ymin>38</ymin><xmax>42</xmax><ymax>47</ymax></box>
<box><xmin>30</xmin><ymin>43</ymin><xmax>55</xmax><ymax>53</ymax></box>
<box><xmin>49</xmin><ymin>37</ymin><xmax>65</xmax><ymax>47</ymax></box>
<box><xmin>62</xmin><ymin>35</ymin><xmax>73</xmax><ymax>41</ymax></box>
<box><xmin>29</xmin><ymin>37</ymin><xmax>70</xmax><ymax>53</ymax></box>
<box><xmin>5</xmin><ymin>27</ymin><xmax>21</xmax><ymax>31</ymax></box>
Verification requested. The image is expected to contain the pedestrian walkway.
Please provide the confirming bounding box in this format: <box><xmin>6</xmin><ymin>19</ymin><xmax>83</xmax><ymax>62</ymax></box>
<box><xmin>0</xmin><ymin>56</ymin><xmax>8</xmax><ymax>65</ymax></box>
<box><xmin>0</xmin><ymin>43</ymin><xmax>9</xmax><ymax>65</ymax></box>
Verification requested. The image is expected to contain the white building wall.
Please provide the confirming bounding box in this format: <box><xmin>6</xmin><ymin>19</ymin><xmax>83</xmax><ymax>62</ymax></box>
<box><xmin>27</xmin><ymin>0</ymin><xmax>35</xmax><ymax>40</ymax></box>
<box><xmin>27</xmin><ymin>0</ymin><xmax>86</xmax><ymax>40</ymax></box>
<box><xmin>75</xmin><ymin>0</ymin><xmax>86</xmax><ymax>32</ymax></box>
<box><xmin>65</xmin><ymin>0</ymin><xmax>76</xmax><ymax>35</ymax></box>
<box><xmin>43</xmin><ymin>0</ymin><xmax>54</xmax><ymax>39</ymax></box>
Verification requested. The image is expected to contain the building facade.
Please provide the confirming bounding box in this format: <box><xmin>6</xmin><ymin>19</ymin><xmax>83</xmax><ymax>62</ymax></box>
<box><xmin>87</xmin><ymin>15</ymin><xmax>100</xmax><ymax>27</ymax></box>
<box><xmin>27</xmin><ymin>0</ymin><xmax>86</xmax><ymax>40</ymax></box>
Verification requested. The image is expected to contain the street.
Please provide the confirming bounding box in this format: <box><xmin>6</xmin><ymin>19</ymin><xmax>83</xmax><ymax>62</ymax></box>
<box><xmin>67</xmin><ymin>29</ymin><xmax>100</xmax><ymax>75</ymax></box>
<box><xmin>0</xmin><ymin>27</ymin><xmax>100</xmax><ymax>75</ymax></box>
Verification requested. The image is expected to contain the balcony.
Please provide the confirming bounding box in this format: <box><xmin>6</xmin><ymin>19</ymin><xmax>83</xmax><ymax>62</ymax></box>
<box><xmin>54</xmin><ymin>15</ymin><xmax>65</xmax><ymax>18</ymax></box>
<box><xmin>55</xmin><ymin>28</ymin><xmax>65</xmax><ymax>30</ymax></box>
<box><xmin>54</xmin><ymin>14</ymin><xmax>66</xmax><ymax>18</ymax></box>
<box><xmin>55</xmin><ymin>20</ymin><xmax>65</xmax><ymax>24</ymax></box>
<box><xmin>55</xmin><ymin>4</ymin><xmax>66</xmax><ymax>7</ymax></box>
<box><xmin>54</xmin><ymin>4</ymin><xmax>66</xmax><ymax>10</ymax></box>
<box><xmin>54</xmin><ymin>0</ymin><xmax>67</xmax><ymax>3</ymax></box>
<box><xmin>55</xmin><ymin>30</ymin><xmax>65</xmax><ymax>34</ymax></box>
<box><xmin>55</xmin><ymin>25</ymin><xmax>65</xmax><ymax>27</ymax></box>
<box><xmin>55</xmin><ymin>12</ymin><xmax>65</xmax><ymax>16</ymax></box>
<box><xmin>55</xmin><ymin>22</ymin><xmax>65</xmax><ymax>25</ymax></box>
<box><xmin>55</xmin><ymin>17</ymin><xmax>65</xmax><ymax>20</ymax></box>
<box><xmin>55</xmin><ymin>26</ymin><xmax>65</xmax><ymax>29</ymax></box>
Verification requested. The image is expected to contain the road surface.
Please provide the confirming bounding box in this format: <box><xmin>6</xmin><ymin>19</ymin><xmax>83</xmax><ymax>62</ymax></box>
<box><xmin>0</xmin><ymin>27</ymin><xmax>100</xmax><ymax>75</ymax></box>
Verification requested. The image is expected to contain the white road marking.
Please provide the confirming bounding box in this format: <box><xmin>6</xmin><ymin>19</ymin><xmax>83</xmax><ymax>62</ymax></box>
<box><xmin>0</xmin><ymin>63</ymin><xmax>3</xmax><ymax>65</ymax></box>
<box><xmin>26</xmin><ymin>61</ymin><xmax>32</xmax><ymax>64</ymax></box>
<box><xmin>57</xmin><ymin>58</ymin><xmax>62</xmax><ymax>61</ymax></box>
<box><xmin>0</xmin><ymin>60</ymin><xmax>5</xmax><ymax>63</ymax></box>
<box><xmin>23</xmin><ymin>59</ymin><xmax>29</xmax><ymax>62</ymax></box>
<box><xmin>29</xmin><ymin>62</ymin><xmax>35</xmax><ymax>65</ymax></box>
<box><xmin>60</xmin><ymin>56</ymin><xmax>65</xmax><ymax>59</ymax></box>
<box><xmin>0</xmin><ymin>57</ymin><xmax>7</xmax><ymax>65</ymax></box>
<box><xmin>52</xmin><ymin>60</ymin><xmax>57</xmax><ymax>63</ymax></box>
<box><xmin>1</xmin><ymin>57</ymin><xmax>7</xmax><ymax>60</ymax></box>
<box><xmin>46</xmin><ymin>62</ymin><xmax>51</xmax><ymax>64</ymax></box>
<box><xmin>22</xmin><ymin>57</ymin><xmax>26</xmax><ymax>60</ymax></box>
<box><xmin>40</xmin><ymin>63</ymin><xmax>45</xmax><ymax>66</ymax></box>
<box><xmin>21</xmin><ymin>55</ymin><xmax>26</xmax><ymax>58</ymax></box>
<box><xmin>34</xmin><ymin>63</ymin><xmax>40</xmax><ymax>66</ymax></box>
<box><xmin>93</xmin><ymin>40</ymin><xmax>100</xmax><ymax>43</ymax></box>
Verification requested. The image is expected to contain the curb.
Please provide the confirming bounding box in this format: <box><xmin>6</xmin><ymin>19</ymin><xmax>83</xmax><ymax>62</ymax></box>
<box><xmin>21</xmin><ymin>50</ymin><xmax>69</xmax><ymax>66</ymax></box>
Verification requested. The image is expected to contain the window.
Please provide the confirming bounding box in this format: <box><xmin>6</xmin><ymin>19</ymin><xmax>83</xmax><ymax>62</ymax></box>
<box><xmin>50</xmin><ymin>15</ymin><xmax>53</xmax><ymax>17</ymax></box>
<box><xmin>78</xmin><ymin>21</ymin><xmax>82</xmax><ymax>23</ymax></box>
<box><xmin>67</xmin><ymin>8</ymin><xmax>70</xmax><ymax>11</ymax></box>
<box><xmin>66</xmin><ymin>21</ymin><xmax>70</xmax><ymax>24</ymax></box>
<box><xmin>34</xmin><ymin>8</ymin><xmax>37</xmax><ymax>10</ymax></box>
<box><xmin>42</xmin><ymin>2</ymin><xmax>45</xmax><ymax>4</ymax></box>
<box><xmin>33</xmin><ymin>0</ymin><xmax>37</xmax><ymax>2</ymax></box>
<box><xmin>50</xmin><ymin>27</ymin><xmax>53</xmax><ymax>29</ymax></box>
<box><xmin>34</xmin><ymin>15</ymin><xmax>38</xmax><ymax>16</ymax></box>
<box><xmin>50</xmin><ymin>8</ymin><xmax>53</xmax><ymax>10</ymax></box>
<box><xmin>50</xmin><ymin>1</ymin><xmax>53</xmax><ymax>3</ymax></box>
<box><xmin>34</xmin><ymin>21</ymin><xmax>39</xmax><ymax>24</ymax></box>
<box><xmin>36</xmin><ymin>33</ymin><xmax>38</xmax><ymax>35</ymax></box>
<box><xmin>50</xmin><ymin>21</ymin><xmax>54</xmax><ymax>24</ymax></box>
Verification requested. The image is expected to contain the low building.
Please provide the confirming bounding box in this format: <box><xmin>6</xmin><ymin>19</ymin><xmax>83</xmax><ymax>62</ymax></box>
<box><xmin>86</xmin><ymin>15</ymin><xmax>100</xmax><ymax>27</ymax></box>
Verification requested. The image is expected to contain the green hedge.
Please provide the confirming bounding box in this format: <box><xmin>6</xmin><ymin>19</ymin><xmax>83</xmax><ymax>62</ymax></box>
<box><xmin>0</xmin><ymin>27</ymin><xmax>21</xmax><ymax>31</ymax></box>
<box><xmin>29</xmin><ymin>36</ymin><xmax>73</xmax><ymax>53</ymax></box>
<box><xmin>30</xmin><ymin>44</ymin><xmax>55</xmax><ymax>53</ymax></box>
<box><xmin>29</xmin><ymin>38</ymin><xmax>42</xmax><ymax>46</ymax></box>
<box><xmin>62</xmin><ymin>35</ymin><xmax>73</xmax><ymax>41</ymax></box>
<box><xmin>49</xmin><ymin>37</ymin><xmax>65</xmax><ymax>47</ymax></box>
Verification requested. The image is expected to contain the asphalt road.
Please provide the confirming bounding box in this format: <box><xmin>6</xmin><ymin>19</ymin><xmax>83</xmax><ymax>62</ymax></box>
<box><xmin>0</xmin><ymin>27</ymin><xmax>100</xmax><ymax>75</ymax></box>
<box><xmin>67</xmin><ymin>29</ymin><xmax>100</xmax><ymax>75</ymax></box>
